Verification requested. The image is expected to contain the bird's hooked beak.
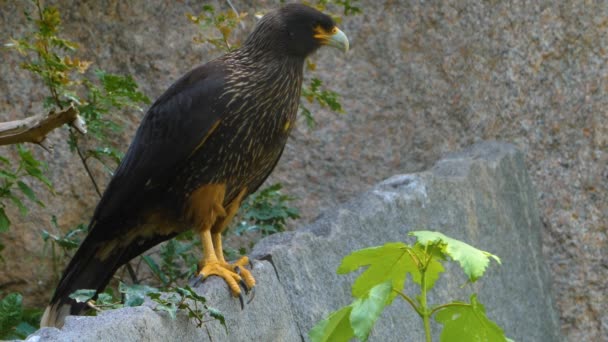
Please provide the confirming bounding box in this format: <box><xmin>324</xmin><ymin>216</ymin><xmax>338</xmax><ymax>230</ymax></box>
<box><xmin>314</xmin><ymin>26</ymin><xmax>349</xmax><ymax>52</ymax></box>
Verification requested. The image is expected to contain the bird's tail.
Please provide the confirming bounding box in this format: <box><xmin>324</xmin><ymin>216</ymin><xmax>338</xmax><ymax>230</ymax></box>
<box><xmin>40</xmin><ymin>230</ymin><xmax>127</xmax><ymax>328</ymax></box>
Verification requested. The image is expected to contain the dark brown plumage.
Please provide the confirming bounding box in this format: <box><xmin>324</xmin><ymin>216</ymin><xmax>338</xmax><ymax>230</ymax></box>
<box><xmin>41</xmin><ymin>4</ymin><xmax>348</xmax><ymax>327</ymax></box>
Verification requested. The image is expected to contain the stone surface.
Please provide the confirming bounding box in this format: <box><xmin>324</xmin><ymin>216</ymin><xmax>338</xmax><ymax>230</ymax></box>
<box><xmin>0</xmin><ymin>1</ymin><xmax>605</xmax><ymax>340</ymax></box>
<box><xmin>24</xmin><ymin>142</ymin><xmax>560</xmax><ymax>341</ymax></box>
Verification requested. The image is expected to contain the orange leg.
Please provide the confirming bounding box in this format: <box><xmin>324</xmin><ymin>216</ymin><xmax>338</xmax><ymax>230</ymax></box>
<box><xmin>211</xmin><ymin>188</ymin><xmax>256</xmax><ymax>290</ymax></box>
<box><xmin>188</xmin><ymin>185</ymin><xmax>254</xmax><ymax>296</ymax></box>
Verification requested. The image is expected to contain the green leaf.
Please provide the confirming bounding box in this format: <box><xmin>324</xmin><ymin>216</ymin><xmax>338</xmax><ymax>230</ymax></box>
<box><xmin>337</xmin><ymin>242</ymin><xmax>416</xmax><ymax>301</ymax></box>
<box><xmin>69</xmin><ymin>289</ymin><xmax>96</xmax><ymax>303</ymax></box>
<box><xmin>0</xmin><ymin>293</ymin><xmax>23</xmax><ymax>339</ymax></box>
<box><xmin>350</xmin><ymin>282</ymin><xmax>392</xmax><ymax>341</ymax></box>
<box><xmin>409</xmin><ymin>244</ymin><xmax>444</xmax><ymax>291</ymax></box>
<box><xmin>0</xmin><ymin>208</ymin><xmax>10</xmax><ymax>232</ymax></box>
<box><xmin>208</xmin><ymin>307</ymin><xmax>226</xmax><ymax>330</ymax></box>
<box><xmin>8</xmin><ymin>195</ymin><xmax>27</xmax><ymax>216</ymax></box>
<box><xmin>410</xmin><ymin>231</ymin><xmax>501</xmax><ymax>282</ymax></box>
<box><xmin>142</xmin><ymin>255</ymin><xmax>168</xmax><ymax>286</ymax></box>
<box><xmin>156</xmin><ymin>301</ymin><xmax>177</xmax><ymax>320</ymax></box>
<box><xmin>435</xmin><ymin>294</ymin><xmax>508</xmax><ymax>342</ymax></box>
<box><xmin>0</xmin><ymin>170</ymin><xmax>17</xmax><ymax>180</ymax></box>
<box><xmin>17</xmin><ymin>181</ymin><xmax>43</xmax><ymax>207</ymax></box>
<box><xmin>119</xmin><ymin>282</ymin><xmax>159</xmax><ymax>307</ymax></box>
<box><xmin>309</xmin><ymin>306</ymin><xmax>354</xmax><ymax>342</ymax></box>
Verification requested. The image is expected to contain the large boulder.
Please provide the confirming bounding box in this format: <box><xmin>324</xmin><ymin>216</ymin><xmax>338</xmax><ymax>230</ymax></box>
<box><xmin>27</xmin><ymin>142</ymin><xmax>561</xmax><ymax>341</ymax></box>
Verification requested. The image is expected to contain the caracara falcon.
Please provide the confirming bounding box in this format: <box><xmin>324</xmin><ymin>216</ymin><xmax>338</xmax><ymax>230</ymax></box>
<box><xmin>41</xmin><ymin>4</ymin><xmax>348</xmax><ymax>327</ymax></box>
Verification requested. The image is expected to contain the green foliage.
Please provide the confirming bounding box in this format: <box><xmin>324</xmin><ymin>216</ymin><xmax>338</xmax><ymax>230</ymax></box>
<box><xmin>187</xmin><ymin>5</ymin><xmax>248</xmax><ymax>52</ymax></box>
<box><xmin>310</xmin><ymin>231</ymin><xmax>507</xmax><ymax>342</ymax></box>
<box><xmin>435</xmin><ymin>294</ymin><xmax>506</xmax><ymax>342</ymax></box>
<box><xmin>349</xmin><ymin>282</ymin><xmax>392</xmax><ymax>340</ymax></box>
<box><xmin>141</xmin><ymin>232</ymin><xmax>200</xmax><ymax>288</ymax></box>
<box><xmin>3</xmin><ymin>0</ymin><xmax>148</xmax><ymax>258</ymax></box>
<box><xmin>234</xmin><ymin>183</ymin><xmax>300</xmax><ymax>237</ymax></box>
<box><xmin>0</xmin><ymin>293</ymin><xmax>42</xmax><ymax>340</ymax></box>
<box><xmin>309</xmin><ymin>306</ymin><xmax>354</xmax><ymax>342</ymax></box>
<box><xmin>0</xmin><ymin>145</ymin><xmax>52</xmax><ymax>257</ymax></box>
<box><xmin>71</xmin><ymin>284</ymin><xmax>224</xmax><ymax>329</ymax></box>
<box><xmin>410</xmin><ymin>231</ymin><xmax>501</xmax><ymax>282</ymax></box>
<box><xmin>300</xmin><ymin>77</ymin><xmax>344</xmax><ymax>127</ymax></box>
<box><xmin>149</xmin><ymin>286</ymin><xmax>225</xmax><ymax>329</ymax></box>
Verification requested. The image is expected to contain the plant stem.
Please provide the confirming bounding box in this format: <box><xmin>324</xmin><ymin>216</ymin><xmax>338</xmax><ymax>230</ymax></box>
<box><xmin>420</xmin><ymin>263</ymin><xmax>432</xmax><ymax>342</ymax></box>
<box><xmin>393</xmin><ymin>289</ymin><xmax>422</xmax><ymax>316</ymax></box>
<box><xmin>429</xmin><ymin>302</ymin><xmax>472</xmax><ymax>316</ymax></box>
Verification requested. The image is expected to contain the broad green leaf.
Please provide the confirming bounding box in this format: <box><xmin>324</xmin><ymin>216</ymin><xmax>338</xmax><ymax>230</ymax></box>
<box><xmin>69</xmin><ymin>289</ymin><xmax>96</xmax><ymax>303</ymax></box>
<box><xmin>0</xmin><ymin>293</ymin><xmax>23</xmax><ymax>339</ymax></box>
<box><xmin>410</xmin><ymin>231</ymin><xmax>501</xmax><ymax>282</ymax></box>
<box><xmin>409</xmin><ymin>244</ymin><xmax>444</xmax><ymax>291</ymax></box>
<box><xmin>309</xmin><ymin>306</ymin><xmax>354</xmax><ymax>342</ymax></box>
<box><xmin>350</xmin><ymin>282</ymin><xmax>392</xmax><ymax>341</ymax></box>
<box><xmin>337</xmin><ymin>242</ymin><xmax>416</xmax><ymax>301</ymax></box>
<box><xmin>119</xmin><ymin>282</ymin><xmax>159</xmax><ymax>307</ymax></box>
<box><xmin>0</xmin><ymin>208</ymin><xmax>10</xmax><ymax>232</ymax></box>
<box><xmin>435</xmin><ymin>294</ymin><xmax>507</xmax><ymax>342</ymax></box>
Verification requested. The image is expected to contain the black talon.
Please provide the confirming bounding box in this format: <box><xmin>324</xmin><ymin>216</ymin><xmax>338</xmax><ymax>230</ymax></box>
<box><xmin>190</xmin><ymin>274</ymin><xmax>203</xmax><ymax>287</ymax></box>
<box><xmin>239</xmin><ymin>279</ymin><xmax>250</xmax><ymax>294</ymax></box>
<box><xmin>238</xmin><ymin>292</ymin><xmax>245</xmax><ymax>310</ymax></box>
<box><xmin>246</xmin><ymin>286</ymin><xmax>256</xmax><ymax>304</ymax></box>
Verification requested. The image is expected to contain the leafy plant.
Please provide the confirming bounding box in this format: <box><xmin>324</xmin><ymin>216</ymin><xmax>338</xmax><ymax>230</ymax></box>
<box><xmin>234</xmin><ymin>183</ymin><xmax>300</xmax><ymax>237</ymax></box>
<box><xmin>0</xmin><ymin>293</ymin><xmax>42</xmax><ymax>340</ymax></box>
<box><xmin>309</xmin><ymin>231</ymin><xmax>508</xmax><ymax>342</ymax></box>
<box><xmin>0</xmin><ymin>146</ymin><xmax>53</xmax><ymax>254</ymax></box>
<box><xmin>141</xmin><ymin>232</ymin><xmax>201</xmax><ymax>288</ymax></box>
<box><xmin>70</xmin><ymin>283</ymin><xmax>224</xmax><ymax>330</ymax></box>
<box><xmin>41</xmin><ymin>217</ymin><xmax>87</xmax><ymax>281</ymax></box>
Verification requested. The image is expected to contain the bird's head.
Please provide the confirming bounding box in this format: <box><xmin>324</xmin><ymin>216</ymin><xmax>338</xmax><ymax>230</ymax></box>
<box><xmin>243</xmin><ymin>4</ymin><xmax>349</xmax><ymax>59</ymax></box>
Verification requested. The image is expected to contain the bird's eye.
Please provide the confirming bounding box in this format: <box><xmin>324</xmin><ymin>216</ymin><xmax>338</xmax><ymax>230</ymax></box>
<box><xmin>331</xmin><ymin>27</ymin><xmax>338</xmax><ymax>34</ymax></box>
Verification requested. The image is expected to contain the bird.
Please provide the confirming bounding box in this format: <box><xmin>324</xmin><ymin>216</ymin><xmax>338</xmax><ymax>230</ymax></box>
<box><xmin>40</xmin><ymin>3</ymin><xmax>348</xmax><ymax>328</ymax></box>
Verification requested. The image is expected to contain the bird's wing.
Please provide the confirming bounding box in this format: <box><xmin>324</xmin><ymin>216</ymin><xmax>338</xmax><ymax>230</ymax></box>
<box><xmin>92</xmin><ymin>61</ymin><xmax>226</xmax><ymax>223</ymax></box>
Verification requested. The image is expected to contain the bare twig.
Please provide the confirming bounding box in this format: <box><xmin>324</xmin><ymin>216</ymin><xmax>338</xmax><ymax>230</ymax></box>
<box><xmin>0</xmin><ymin>104</ymin><xmax>87</xmax><ymax>150</ymax></box>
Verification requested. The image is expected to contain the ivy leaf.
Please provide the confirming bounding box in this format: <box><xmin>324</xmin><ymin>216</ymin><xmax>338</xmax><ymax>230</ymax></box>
<box><xmin>337</xmin><ymin>242</ymin><xmax>416</xmax><ymax>302</ymax></box>
<box><xmin>0</xmin><ymin>208</ymin><xmax>10</xmax><ymax>232</ymax></box>
<box><xmin>410</xmin><ymin>231</ymin><xmax>501</xmax><ymax>282</ymax></box>
<box><xmin>435</xmin><ymin>294</ymin><xmax>507</xmax><ymax>342</ymax></box>
<box><xmin>0</xmin><ymin>293</ymin><xmax>23</xmax><ymax>339</ymax></box>
<box><xmin>309</xmin><ymin>305</ymin><xmax>354</xmax><ymax>342</ymax></box>
<box><xmin>69</xmin><ymin>289</ymin><xmax>96</xmax><ymax>303</ymax></box>
<box><xmin>119</xmin><ymin>282</ymin><xmax>159</xmax><ymax>307</ymax></box>
<box><xmin>208</xmin><ymin>307</ymin><xmax>226</xmax><ymax>331</ymax></box>
<box><xmin>350</xmin><ymin>281</ymin><xmax>392</xmax><ymax>341</ymax></box>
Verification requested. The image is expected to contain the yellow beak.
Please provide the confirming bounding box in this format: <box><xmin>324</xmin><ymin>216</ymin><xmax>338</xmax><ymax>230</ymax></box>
<box><xmin>315</xmin><ymin>26</ymin><xmax>350</xmax><ymax>53</ymax></box>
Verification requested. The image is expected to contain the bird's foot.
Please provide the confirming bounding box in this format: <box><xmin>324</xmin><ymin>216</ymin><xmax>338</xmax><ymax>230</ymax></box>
<box><xmin>194</xmin><ymin>257</ymin><xmax>256</xmax><ymax>299</ymax></box>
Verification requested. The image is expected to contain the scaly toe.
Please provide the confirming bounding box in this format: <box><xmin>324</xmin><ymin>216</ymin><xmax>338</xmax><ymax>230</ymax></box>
<box><xmin>199</xmin><ymin>261</ymin><xmax>243</xmax><ymax>296</ymax></box>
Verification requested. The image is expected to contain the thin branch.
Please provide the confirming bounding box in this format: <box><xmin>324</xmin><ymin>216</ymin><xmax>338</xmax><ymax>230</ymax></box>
<box><xmin>70</xmin><ymin>129</ymin><xmax>102</xmax><ymax>197</ymax></box>
<box><xmin>393</xmin><ymin>289</ymin><xmax>422</xmax><ymax>316</ymax></box>
<box><xmin>429</xmin><ymin>302</ymin><xmax>472</xmax><ymax>317</ymax></box>
<box><xmin>0</xmin><ymin>105</ymin><xmax>86</xmax><ymax>149</ymax></box>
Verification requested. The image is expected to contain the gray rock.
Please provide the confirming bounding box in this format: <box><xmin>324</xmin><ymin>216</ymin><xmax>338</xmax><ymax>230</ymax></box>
<box><xmin>25</xmin><ymin>142</ymin><xmax>560</xmax><ymax>341</ymax></box>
